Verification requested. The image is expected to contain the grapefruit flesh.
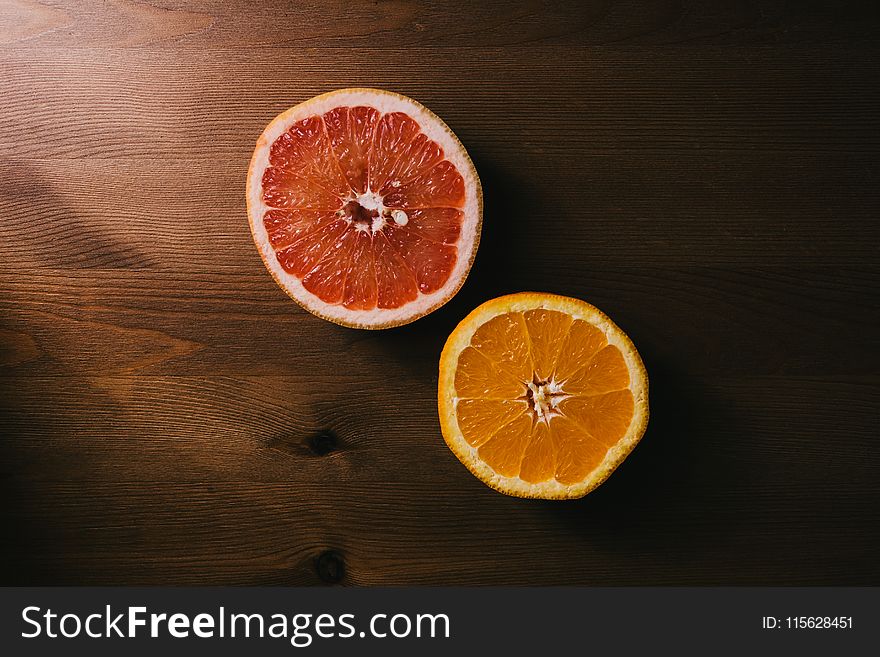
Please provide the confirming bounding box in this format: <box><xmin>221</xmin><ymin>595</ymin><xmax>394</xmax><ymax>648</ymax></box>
<box><xmin>248</xmin><ymin>89</ymin><xmax>482</xmax><ymax>328</ymax></box>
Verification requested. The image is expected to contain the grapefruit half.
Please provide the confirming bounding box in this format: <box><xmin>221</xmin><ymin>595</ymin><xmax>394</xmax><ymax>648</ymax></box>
<box><xmin>247</xmin><ymin>88</ymin><xmax>482</xmax><ymax>328</ymax></box>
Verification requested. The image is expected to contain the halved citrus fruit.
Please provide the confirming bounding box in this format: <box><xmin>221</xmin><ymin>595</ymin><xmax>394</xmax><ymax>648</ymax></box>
<box><xmin>438</xmin><ymin>293</ymin><xmax>649</xmax><ymax>499</ymax></box>
<box><xmin>247</xmin><ymin>88</ymin><xmax>482</xmax><ymax>328</ymax></box>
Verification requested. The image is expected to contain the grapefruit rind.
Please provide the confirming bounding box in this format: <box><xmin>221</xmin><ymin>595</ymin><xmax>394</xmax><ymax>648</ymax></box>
<box><xmin>247</xmin><ymin>88</ymin><xmax>483</xmax><ymax>329</ymax></box>
<box><xmin>438</xmin><ymin>292</ymin><xmax>649</xmax><ymax>500</ymax></box>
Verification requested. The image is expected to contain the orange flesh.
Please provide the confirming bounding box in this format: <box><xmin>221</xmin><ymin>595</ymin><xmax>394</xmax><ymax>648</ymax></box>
<box><xmin>453</xmin><ymin>310</ymin><xmax>635</xmax><ymax>485</ymax></box>
<box><xmin>261</xmin><ymin>107</ymin><xmax>466</xmax><ymax>309</ymax></box>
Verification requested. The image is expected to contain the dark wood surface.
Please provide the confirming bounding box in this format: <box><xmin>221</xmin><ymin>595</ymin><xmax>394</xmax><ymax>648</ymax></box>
<box><xmin>2</xmin><ymin>0</ymin><xmax>878</xmax><ymax>585</ymax></box>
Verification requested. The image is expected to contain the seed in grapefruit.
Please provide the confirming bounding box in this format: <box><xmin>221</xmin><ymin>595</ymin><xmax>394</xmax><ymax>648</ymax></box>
<box><xmin>247</xmin><ymin>88</ymin><xmax>482</xmax><ymax>329</ymax></box>
<box><xmin>438</xmin><ymin>293</ymin><xmax>649</xmax><ymax>499</ymax></box>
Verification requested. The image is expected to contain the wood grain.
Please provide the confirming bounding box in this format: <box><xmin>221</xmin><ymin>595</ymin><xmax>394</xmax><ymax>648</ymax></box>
<box><xmin>1</xmin><ymin>267</ymin><xmax>878</xmax><ymax>378</ymax></box>
<box><xmin>5</xmin><ymin>1</ymin><xmax>879</xmax><ymax>50</ymax></box>
<box><xmin>2</xmin><ymin>155</ymin><xmax>878</xmax><ymax>268</ymax></box>
<box><xmin>1</xmin><ymin>0</ymin><xmax>879</xmax><ymax>585</ymax></box>
<box><xmin>4</xmin><ymin>45</ymin><xmax>879</xmax><ymax>159</ymax></box>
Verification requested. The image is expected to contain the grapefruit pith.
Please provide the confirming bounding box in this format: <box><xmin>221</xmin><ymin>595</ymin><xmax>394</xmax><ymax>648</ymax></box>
<box><xmin>247</xmin><ymin>88</ymin><xmax>482</xmax><ymax>329</ymax></box>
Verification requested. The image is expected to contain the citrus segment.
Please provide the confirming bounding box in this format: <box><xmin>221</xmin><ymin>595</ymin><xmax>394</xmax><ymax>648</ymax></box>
<box><xmin>247</xmin><ymin>88</ymin><xmax>482</xmax><ymax>328</ymax></box>
<box><xmin>301</xmin><ymin>227</ymin><xmax>360</xmax><ymax>304</ymax></box>
<box><xmin>263</xmin><ymin>210</ymin><xmax>337</xmax><ymax>250</ymax></box>
<box><xmin>522</xmin><ymin>308</ymin><xmax>573</xmax><ymax>381</ymax></box>
<box><xmin>372</xmin><ymin>233</ymin><xmax>419</xmax><ymax>309</ymax></box>
<box><xmin>559</xmin><ymin>390</ymin><xmax>635</xmax><ymax>447</ymax></box>
<box><xmin>455</xmin><ymin>398</ymin><xmax>528</xmax><ymax>448</ymax></box>
<box><xmin>406</xmin><ymin>208</ymin><xmax>462</xmax><ymax>244</ymax></box>
<box><xmin>268</xmin><ymin>117</ymin><xmax>350</xmax><ymax>197</ymax></box>
<box><xmin>476</xmin><ymin>414</ymin><xmax>533</xmax><ymax>478</ymax></box>
<box><xmin>342</xmin><ymin>230</ymin><xmax>378</xmax><ymax>311</ymax></box>
<box><xmin>551</xmin><ymin>416</ymin><xmax>608</xmax><ymax>486</ymax></box>
<box><xmin>323</xmin><ymin>106</ymin><xmax>379</xmax><ymax>194</ymax></box>
<box><xmin>383</xmin><ymin>160</ymin><xmax>465</xmax><ymax>208</ymax></box>
<box><xmin>468</xmin><ymin>312</ymin><xmax>533</xmax><ymax>382</ymax></box>
<box><xmin>454</xmin><ymin>347</ymin><xmax>524</xmax><ymax>399</ymax></box>
<box><xmin>274</xmin><ymin>218</ymin><xmax>348</xmax><ymax>278</ymax></box>
<box><xmin>519</xmin><ymin>421</ymin><xmax>556</xmax><ymax>484</ymax></box>
<box><xmin>261</xmin><ymin>166</ymin><xmax>343</xmax><ymax>209</ymax></box>
<box><xmin>553</xmin><ymin>319</ymin><xmax>607</xmax><ymax>382</ymax></box>
<box><xmin>374</xmin><ymin>127</ymin><xmax>445</xmax><ymax>195</ymax></box>
<box><xmin>383</xmin><ymin>224</ymin><xmax>457</xmax><ymax>294</ymax></box>
<box><xmin>563</xmin><ymin>344</ymin><xmax>631</xmax><ymax>397</ymax></box>
<box><xmin>369</xmin><ymin>112</ymin><xmax>422</xmax><ymax>192</ymax></box>
<box><xmin>438</xmin><ymin>293</ymin><xmax>649</xmax><ymax>499</ymax></box>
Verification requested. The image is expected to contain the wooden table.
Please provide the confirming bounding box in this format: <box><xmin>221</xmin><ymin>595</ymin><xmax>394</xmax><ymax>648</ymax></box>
<box><xmin>2</xmin><ymin>1</ymin><xmax>878</xmax><ymax>585</ymax></box>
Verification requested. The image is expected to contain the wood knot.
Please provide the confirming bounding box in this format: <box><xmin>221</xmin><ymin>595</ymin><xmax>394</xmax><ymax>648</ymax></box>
<box><xmin>315</xmin><ymin>550</ymin><xmax>345</xmax><ymax>584</ymax></box>
<box><xmin>307</xmin><ymin>430</ymin><xmax>337</xmax><ymax>456</ymax></box>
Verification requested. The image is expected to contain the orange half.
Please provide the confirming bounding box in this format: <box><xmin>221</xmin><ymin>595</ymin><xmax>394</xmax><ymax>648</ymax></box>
<box><xmin>438</xmin><ymin>292</ymin><xmax>649</xmax><ymax>499</ymax></box>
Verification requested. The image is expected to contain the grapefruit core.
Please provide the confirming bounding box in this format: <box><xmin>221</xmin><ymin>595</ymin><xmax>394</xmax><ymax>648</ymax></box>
<box><xmin>247</xmin><ymin>88</ymin><xmax>483</xmax><ymax>329</ymax></box>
